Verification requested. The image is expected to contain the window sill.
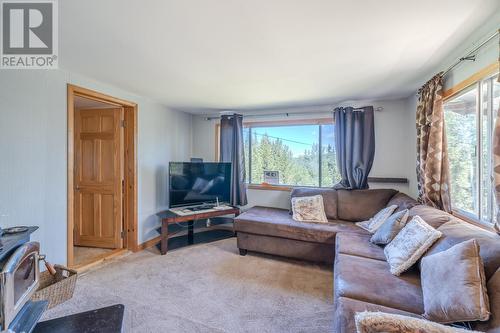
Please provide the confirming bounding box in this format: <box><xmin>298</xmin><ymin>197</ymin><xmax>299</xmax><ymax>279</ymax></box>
<box><xmin>247</xmin><ymin>184</ymin><xmax>292</xmax><ymax>192</ymax></box>
<box><xmin>451</xmin><ymin>209</ymin><xmax>496</xmax><ymax>233</ymax></box>
<box><xmin>247</xmin><ymin>183</ymin><xmax>335</xmax><ymax>191</ymax></box>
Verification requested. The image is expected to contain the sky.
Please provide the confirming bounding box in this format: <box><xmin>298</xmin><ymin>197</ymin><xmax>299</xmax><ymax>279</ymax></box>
<box><xmin>247</xmin><ymin>124</ymin><xmax>334</xmax><ymax>156</ymax></box>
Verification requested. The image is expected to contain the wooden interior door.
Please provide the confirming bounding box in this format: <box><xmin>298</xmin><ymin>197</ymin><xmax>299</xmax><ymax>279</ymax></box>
<box><xmin>74</xmin><ymin>107</ymin><xmax>124</xmax><ymax>249</ymax></box>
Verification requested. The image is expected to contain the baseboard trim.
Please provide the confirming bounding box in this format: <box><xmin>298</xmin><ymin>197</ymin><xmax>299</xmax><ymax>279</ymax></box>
<box><xmin>137</xmin><ymin>236</ymin><xmax>161</xmax><ymax>251</ymax></box>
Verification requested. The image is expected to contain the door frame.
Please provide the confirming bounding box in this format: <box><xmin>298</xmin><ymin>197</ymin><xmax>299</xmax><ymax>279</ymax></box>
<box><xmin>67</xmin><ymin>84</ymin><xmax>138</xmax><ymax>267</ymax></box>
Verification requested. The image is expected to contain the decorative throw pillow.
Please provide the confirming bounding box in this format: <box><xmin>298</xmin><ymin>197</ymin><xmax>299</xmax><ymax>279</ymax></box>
<box><xmin>474</xmin><ymin>267</ymin><xmax>500</xmax><ymax>332</ymax></box>
<box><xmin>289</xmin><ymin>187</ymin><xmax>338</xmax><ymax>220</ymax></box>
<box><xmin>355</xmin><ymin>205</ymin><xmax>397</xmax><ymax>233</ymax></box>
<box><xmin>370</xmin><ymin>209</ymin><xmax>409</xmax><ymax>245</ymax></box>
<box><xmin>291</xmin><ymin>195</ymin><xmax>328</xmax><ymax>223</ymax></box>
<box><xmin>384</xmin><ymin>215</ymin><xmax>442</xmax><ymax>276</ymax></box>
<box><xmin>420</xmin><ymin>239</ymin><xmax>490</xmax><ymax>323</ymax></box>
<box><xmin>354</xmin><ymin>311</ymin><xmax>483</xmax><ymax>333</ymax></box>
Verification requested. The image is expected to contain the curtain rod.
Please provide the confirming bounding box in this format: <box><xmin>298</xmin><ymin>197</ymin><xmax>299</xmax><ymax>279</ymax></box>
<box><xmin>442</xmin><ymin>29</ymin><xmax>499</xmax><ymax>77</ymax></box>
<box><xmin>204</xmin><ymin>106</ymin><xmax>383</xmax><ymax>121</ymax></box>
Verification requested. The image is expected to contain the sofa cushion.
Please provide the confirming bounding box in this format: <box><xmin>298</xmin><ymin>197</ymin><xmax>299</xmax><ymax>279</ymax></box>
<box><xmin>424</xmin><ymin>219</ymin><xmax>500</xmax><ymax>280</ymax></box>
<box><xmin>408</xmin><ymin>204</ymin><xmax>453</xmax><ymax>229</ymax></box>
<box><xmin>334</xmin><ymin>253</ymin><xmax>424</xmax><ymax>314</ymax></box>
<box><xmin>290</xmin><ymin>187</ymin><xmax>338</xmax><ymax>220</ymax></box>
<box><xmin>386</xmin><ymin>192</ymin><xmax>418</xmax><ymax>212</ymax></box>
<box><xmin>234</xmin><ymin>206</ymin><xmax>367</xmax><ymax>244</ymax></box>
<box><xmin>334</xmin><ymin>297</ymin><xmax>422</xmax><ymax>333</ymax></box>
<box><xmin>335</xmin><ymin>233</ymin><xmax>386</xmax><ymax>261</ymax></box>
<box><xmin>337</xmin><ymin>189</ymin><xmax>398</xmax><ymax>221</ymax></box>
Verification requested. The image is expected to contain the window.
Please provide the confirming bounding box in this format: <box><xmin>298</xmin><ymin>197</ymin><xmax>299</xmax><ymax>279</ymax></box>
<box><xmin>242</xmin><ymin>122</ymin><xmax>340</xmax><ymax>187</ymax></box>
<box><xmin>444</xmin><ymin>73</ymin><xmax>500</xmax><ymax>224</ymax></box>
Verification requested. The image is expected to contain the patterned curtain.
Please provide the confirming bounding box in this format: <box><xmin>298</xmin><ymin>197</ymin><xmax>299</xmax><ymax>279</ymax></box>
<box><xmin>493</xmin><ymin>30</ymin><xmax>500</xmax><ymax>233</ymax></box>
<box><xmin>416</xmin><ymin>73</ymin><xmax>452</xmax><ymax>213</ymax></box>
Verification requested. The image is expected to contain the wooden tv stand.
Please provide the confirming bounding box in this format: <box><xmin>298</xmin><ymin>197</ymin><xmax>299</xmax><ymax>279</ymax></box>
<box><xmin>156</xmin><ymin>206</ymin><xmax>240</xmax><ymax>255</ymax></box>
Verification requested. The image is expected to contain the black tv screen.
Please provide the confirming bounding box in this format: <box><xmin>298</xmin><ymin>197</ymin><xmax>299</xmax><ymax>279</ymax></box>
<box><xmin>169</xmin><ymin>162</ymin><xmax>232</xmax><ymax>207</ymax></box>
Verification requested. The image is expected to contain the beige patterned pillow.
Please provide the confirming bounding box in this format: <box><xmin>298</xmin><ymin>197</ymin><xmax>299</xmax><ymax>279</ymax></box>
<box><xmin>291</xmin><ymin>195</ymin><xmax>328</xmax><ymax>223</ymax></box>
<box><xmin>355</xmin><ymin>311</ymin><xmax>482</xmax><ymax>333</ymax></box>
<box><xmin>356</xmin><ymin>205</ymin><xmax>397</xmax><ymax>233</ymax></box>
<box><xmin>384</xmin><ymin>215</ymin><xmax>442</xmax><ymax>276</ymax></box>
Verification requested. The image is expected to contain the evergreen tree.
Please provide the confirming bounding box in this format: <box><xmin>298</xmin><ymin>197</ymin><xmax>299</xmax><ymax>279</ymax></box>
<box><xmin>247</xmin><ymin>128</ymin><xmax>341</xmax><ymax>187</ymax></box>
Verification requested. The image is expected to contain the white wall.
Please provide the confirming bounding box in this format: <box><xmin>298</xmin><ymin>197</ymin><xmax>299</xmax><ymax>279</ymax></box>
<box><xmin>439</xmin><ymin>11</ymin><xmax>500</xmax><ymax>92</ymax></box>
<box><xmin>0</xmin><ymin>70</ymin><xmax>192</xmax><ymax>265</ymax></box>
<box><xmin>404</xmin><ymin>93</ymin><xmax>419</xmax><ymax>199</ymax></box>
<box><xmin>404</xmin><ymin>11</ymin><xmax>500</xmax><ymax>198</ymax></box>
<box><xmin>192</xmin><ymin>98</ymin><xmax>416</xmax><ymax>210</ymax></box>
<box><xmin>370</xmin><ymin>99</ymin><xmax>416</xmax><ymax>195</ymax></box>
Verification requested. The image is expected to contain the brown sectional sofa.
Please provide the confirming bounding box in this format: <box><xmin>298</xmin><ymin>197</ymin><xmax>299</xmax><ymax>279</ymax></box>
<box><xmin>234</xmin><ymin>188</ymin><xmax>500</xmax><ymax>332</ymax></box>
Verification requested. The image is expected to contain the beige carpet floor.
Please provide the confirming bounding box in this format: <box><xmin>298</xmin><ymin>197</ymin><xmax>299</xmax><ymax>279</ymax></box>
<box><xmin>43</xmin><ymin>238</ymin><xmax>334</xmax><ymax>332</ymax></box>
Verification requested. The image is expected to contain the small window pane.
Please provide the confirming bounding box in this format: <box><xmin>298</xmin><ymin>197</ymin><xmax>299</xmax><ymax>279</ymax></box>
<box><xmin>243</xmin><ymin>127</ymin><xmax>250</xmax><ymax>183</ymax></box>
<box><xmin>477</xmin><ymin>75</ymin><xmax>500</xmax><ymax>225</ymax></box>
<box><xmin>491</xmin><ymin>77</ymin><xmax>500</xmax><ymax>223</ymax></box>
<box><xmin>494</xmin><ymin>76</ymin><xmax>500</xmax><ymax>112</ymax></box>
<box><xmin>480</xmin><ymin>80</ymin><xmax>492</xmax><ymax>223</ymax></box>
<box><xmin>444</xmin><ymin>86</ymin><xmax>478</xmax><ymax>217</ymax></box>
<box><xmin>249</xmin><ymin>125</ymin><xmax>319</xmax><ymax>186</ymax></box>
<box><xmin>320</xmin><ymin>124</ymin><xmax>340</xmax><ymax>186</ymax></box>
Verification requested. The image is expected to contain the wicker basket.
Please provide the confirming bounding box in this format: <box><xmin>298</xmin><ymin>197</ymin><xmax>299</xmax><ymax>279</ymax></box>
<box><xmin>31</xmin><ymin>265</ymin><xmax>78</xmax><ymax>309</ymax></box>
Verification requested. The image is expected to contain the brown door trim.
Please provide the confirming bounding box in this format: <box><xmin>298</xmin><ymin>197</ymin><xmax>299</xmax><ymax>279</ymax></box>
<box><xmin>67</xmin><ymin>84</ymin><xmax>138</xmax><ymax>267</ymax></box>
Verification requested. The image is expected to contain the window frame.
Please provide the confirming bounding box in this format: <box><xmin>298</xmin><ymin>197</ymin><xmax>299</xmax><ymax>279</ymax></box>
<box><xmin>215</xmin><ymin>117</ymin><xmax>334</xmax><ymax>191</ymax></box>
<box><xmin>443</xmin><ymin>61</ymin><xmax>500</xmax><ymax>226</ymax></box>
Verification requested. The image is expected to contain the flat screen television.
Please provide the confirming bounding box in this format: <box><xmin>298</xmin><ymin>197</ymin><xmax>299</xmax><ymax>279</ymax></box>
<box><xmin>169</xmin><ymin>162</ymin><xmax>232</xmax><ymax>208</ymax></box>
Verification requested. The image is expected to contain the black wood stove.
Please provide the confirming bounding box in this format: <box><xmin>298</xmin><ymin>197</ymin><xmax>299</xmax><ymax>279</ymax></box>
<box><xmin>0</xmin><ymin>227</ymin><xmax>47</xmax><ymax>333</ymax></box>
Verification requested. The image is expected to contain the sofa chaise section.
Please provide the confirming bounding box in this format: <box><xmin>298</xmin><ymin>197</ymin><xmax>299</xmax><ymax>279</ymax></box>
<box><xmin>234</xmin><ymin>189</ymin><xmax>416</xmax><ymax>263</ymax></box>
<box><xmin>234</xmin><ymin>206</ymin><xmax>367</xmax><ymax>263</ymax></box>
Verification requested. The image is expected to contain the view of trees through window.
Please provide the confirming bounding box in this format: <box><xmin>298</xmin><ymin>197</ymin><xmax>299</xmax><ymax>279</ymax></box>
<box><xmin>243</xmin><ymin>124</ymin><xmax>340</xmax><ymax>187</ymax></box>
<box><xmin>444</xmin><ymin>74</ymin><xmax>500</xmax><ymax>224</ymax></box>
<box><xmin>444</xmin><ymin>86</ymin><xmax>478</xmax><ymax>215</ymax></box>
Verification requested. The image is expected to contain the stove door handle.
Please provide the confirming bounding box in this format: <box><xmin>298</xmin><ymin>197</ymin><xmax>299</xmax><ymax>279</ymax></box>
<box><xmin>39</xmin><ymin>254</ymin><xmax>57</xmax><ymax>276</ymax></box>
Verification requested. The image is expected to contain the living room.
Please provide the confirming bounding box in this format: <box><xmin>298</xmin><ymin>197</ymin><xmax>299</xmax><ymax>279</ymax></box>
<box><xmin>1</xmin><ymin>1</ymin><xmax>500</xmax><ymax>332</ymax></box>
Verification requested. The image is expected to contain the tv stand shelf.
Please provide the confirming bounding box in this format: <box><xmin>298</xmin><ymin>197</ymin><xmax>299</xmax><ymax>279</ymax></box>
<box><xmin>186</xmin><ymin>205</ymin><xmax>216</xmax><ymax>211</ymax></box>
<box><xmin>156</xmin><ymin>206</ymin><xmax>240</xmax><ymax>255</ymax></box>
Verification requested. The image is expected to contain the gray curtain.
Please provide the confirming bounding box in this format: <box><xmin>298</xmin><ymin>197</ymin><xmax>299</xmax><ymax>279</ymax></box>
<box><xmin>333</xmin><ymin>106</ymin><xmax>375</xmax><ymax>189</ymax></box>
<box><xmin>220</xmin><ymin>114</ymin><xmax>248</xmax><ymax>206</ymax></box>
